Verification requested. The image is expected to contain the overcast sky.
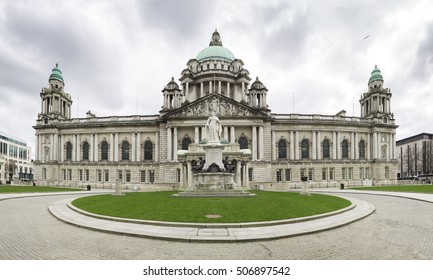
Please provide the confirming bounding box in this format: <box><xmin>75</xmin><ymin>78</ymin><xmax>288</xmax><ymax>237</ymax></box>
<box><xmin>1</xmin><ymin>0</ymin><xmax>432</xmax><ymax>158</ymax></box>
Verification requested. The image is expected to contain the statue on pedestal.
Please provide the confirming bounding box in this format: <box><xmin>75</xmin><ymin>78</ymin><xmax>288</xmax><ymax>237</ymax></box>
<box><xmin>206</xmin><ymin>111</ymin><xmax>222</xmax><ymax>142</ymax></box>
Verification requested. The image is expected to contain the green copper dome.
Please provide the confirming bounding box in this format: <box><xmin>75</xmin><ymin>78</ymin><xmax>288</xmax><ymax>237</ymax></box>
<box><xmin>49</xmin><ymin>63</ymin><xmax>64</xmax><ymax>84</ymax></box>
<box><xmin>368</xmin><ymin>65</ymin><xmax>383</xmax><ymax>84</ymax></box>
<box><xmin>196</xmin><ymin>30</ymin><xmax>236</xmax><ymax>62</ymax></box>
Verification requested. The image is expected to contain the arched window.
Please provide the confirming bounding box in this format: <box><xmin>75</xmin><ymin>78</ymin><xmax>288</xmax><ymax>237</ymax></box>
<box><xmin>101</xmin><ymin>141</ymin><xmax>109</xmax><ymax>161</ymax></box>
<box><xmin>301</xmin><ymin>139</ymin><xmax>309</xmax><ymax>159</ymax></box>
<box><xmin>238</xmin><ymin>136</ymin><xmax>248</xmax><ymax>149</ymax></box>
<box><xmin>358</xmin><ymin>140</ymin><xmax>365</xmax><ymax>159</ymax></box>
<box><xmin>121</xmin><ymin>141</ymin><xmax>130</xmax><ymax>161</ymax></box>
<box><xmin>144</xmin><ymin>140</ymin><xmax>153</xmax><ymax>161</ymax></box>
<box><xmin>322</xmin><ymin>139</ymin><xmax>330</xmax><ymax>159</ymax></box>
<box><xmin>182</xmin><ymin>137</ymin><xmax>191</xmax><ymax>150</ymax></box>
<box><xmin>278</xmin><ymin>139</ymin><xmax>287</xmax><ymax>159</ymax></box>
<box><xmin>342</xmin><ymin>139</ymin><xmax>349</xmax><ymax>159</ymax></box>
<box><xmin>82</xmin><ymin>141</ymin><xmax>89</xmax><ymax>160</ymax></box>
<box><xmin>66</xmin><ymin>142</ymin><xmax>73</xmax><ymax>160</ymax></box>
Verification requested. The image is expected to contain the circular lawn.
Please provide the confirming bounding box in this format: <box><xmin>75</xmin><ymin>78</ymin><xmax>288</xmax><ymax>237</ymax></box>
<box><xmin>71</xmin><ymin>191</ymin><xmax>351</xmax><ymax>223</ymax></box>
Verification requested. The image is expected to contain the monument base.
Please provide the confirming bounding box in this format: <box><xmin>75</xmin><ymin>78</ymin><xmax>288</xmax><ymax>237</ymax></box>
<box><xmin>174</xmin><ymin>172</ymin><xmax>255</xmax><ymax>197</ymax></box>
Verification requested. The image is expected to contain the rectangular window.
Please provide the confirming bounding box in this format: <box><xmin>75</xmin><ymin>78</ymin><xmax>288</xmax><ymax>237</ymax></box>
<box><xmin>149</xmin><ymin>170</ymin><xmax>155</xmax><ymax>183</ymax></box>
<box><xmin>176</xmin><ymin>168</ymin><xmax>181</xmax><ymax>183</ymax></box>
<box><xmin>248</xmin><ymin>168</ymin><xmax>253</xmax><ymax>182</ymax></box>
<box><xmin>308</xmin><ymin>168</ymin><xmax>313</xmax><ymax>181</ymax></box>
<box><xmin>360</xmin><ymin>167</ymin><xmax>364</xmax><ymax>179</ymax></box>
<box><xmin>140</xmin><ymin>170</ymin><xmax>146</xmax><ymax>183</ymax></box>
<box><xmin>285</xmin><ymin>169</ymin><xmax>291</xmax><ymax>181</ymax></box>
<box><xmin>68</xmin><ymin>169</ymin><xmax>72</xmax><ymax>180</ymax></box>
<box><xmin>97</xmin><ymin>170</ymin><xmax>102</xmax><ymax>182</ymax></box>
<box><xmin>63</xmin><ymin>169</ymin><xmax>67</xmax><ymax>181</ymax></box>
<box><xmin>42</xmin><ymin>168</ymin><xmax>46</xmax><ymax>179</ymax></box>
<box><xmin>342</xmin><ymin>167</ymin><xmax>347</xmax><ymax>180</ymax></box>
<box><xmin>276</xmin><ymin>169</ymin><xmax>282</xmax><ymax>182</ymax></box>
<box><xmin>365</xmin><ymin>167</ymin><xmax>370</xmax><ymax>179</ymax></box>
<box><xmin>348</xmin><ymin>167</ymin><xmax>353</xmax><ymax>180</ymax></box>
<box><xmin>385</xmin><ymin>167</ymin><xmax>389</xmax><ymax>179</ymax></box>
<box><xmin>125</xmin><ymin>170</ymin><xmax>131</xmax><ymax>182</ymax></box>
<box><xmin>118</xmin><ymin>170</ymin><xmax>123</xmax><ymax>181</ymax></box>
<box><xmin>104</xmin><ymin>170</ymin><xmax>109</xmax><ymax>182</ymax></box>
<box><xmin>329</xmin><ymin>168</ymin><xmax>334</xmax><ymax>180</ymax></box>
<box><xmin>79</xmin><ymin>169</ymin><xmax>83</xmax><ymax>181</ymax></box>
<box><xmin>85</xmin><ymin>170</ymin><xmax>89</xmax><ymax>182</ymax></box>
<box><xmin>300</xmin><ymin>168</ymin><xmax>306</xmax><ymax>180</ymax></box>
<box><xmin>322</xmin><ymin>168</ymin><xmax>327</xmax><ymax>181</ymax></box>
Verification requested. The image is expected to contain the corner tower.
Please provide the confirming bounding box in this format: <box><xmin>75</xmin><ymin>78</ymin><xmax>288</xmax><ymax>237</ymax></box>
<box><xmin>37</xmin><ymin>64</ymin><xmax>72</xmax><ymax>124</ymax></box>
<box><xmin>360</xmin><ymin>65</ymin><xmax>393</xmax><ymax>119</ymax></box>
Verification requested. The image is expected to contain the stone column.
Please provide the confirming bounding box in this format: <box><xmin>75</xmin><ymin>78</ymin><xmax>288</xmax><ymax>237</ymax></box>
<box><xmin>354</xmin><ymin>133</ymin><xmax>358</xmax><ymax>160</ymax></box>
<box><xmin>209</xmin><ymin>81</ymin><xmax>212</xmax><ymax>93</ymax></box>
<box><xmin>367</xmin><ymin>134</ymin><xmax>371</xmax><ymax>160</ymax></box>
<box><xmin>72</xmin><ymin>135</ymin><xmax>77</xmax><ymax>161</ymax></box>
<box><xmin>245</xmin><ymin>162</ymin><xmax>250</xmax><ymax>188</ymax></box>
<box><xmin>131</xmin><ymin>133</ymin><xmax>136</xmax><ymax>162</ymax></box>
<box><xmin>373</xmin><ymin>132</ymin><xmax>378</xmax><ymax>159</ymax></box>
<box><xmin>236</xmin><ymin>160</ymin><xmax>242</xmax><ymax>186</ymax></box>
<box><xmin>187</xmin><ymin>161</ymin><xmax>192</xmax><ymax>189</ymax></box>
<box><xmin>252</xmin><ymin>126</ymin><xmax>257</xmax><ymax>160</ymax></box>
<box><xmin>224</xmin><ymin>126</ymin><xmax>229</xmax><ymax>140</ymax></box>
<box><xmin>226</xmin><ymin>82</ymin><xmax>230</xmax><ymax>97</ymax></box>
<box><xmin>351</xmin><ymin>132</ymin><xmax>355</xmax><ymax>159</ymax></box>
<box><xmin>230</xmin><ymin>126</ymin><xmax>235</xmax><ymax>143</ymax></box>
<box><xmin>258</xmin><ymin>126</ymin><xmax>264</xmax><ymax>160</ymax></box>
<box><xmin>290</xmin><ymin>131</ymin><xmax>294</xmax><ymax>160</ymax></box>
<box><xmin>76</xmin><ymin>134</ymin><xmax>81</xmax><ymax>161</ymax></box>
<box><xmin>332</xmin><ymin>131</ymin><xmax>337</xmax><ymax>159</ymax></box>
<box><xmin>94</xmin><ymin>133</ymin><xmax>99</xmax><ymax>161</ymax></box>
<box><xmin>271</xmin><ymin>130</ymin><xmax>276</xmax><ymax>161</ymax></box>
<box><xmin>202</xmin><ymin>126</ymin><xmax>207</xmax><ymax>141</ymax></box>
<box><xmin>136</xmin><ymin>132</ymin><xmax>141</xmax><ymax>161</ymax></box>
<box><xmin>317</xmin><ymin>131</ymin><xmax>321</xmax><ymax>159</ymax></box>
<box><xmin>167</xmin><ymin>127</ymin><xmax>172</xmax><ymax>161</ymax></box>
<box><xmin>60</xmin><ymin>135</ymin><xmax>64</xmax><ymax>162</ymax></box>
<box><xmin>114</xmin><ymin>133</ymin><xmax>119</xmax><ymax>161</ymax></box>
<box><xmin>53</xmin><ymin>133</ymin><xmax>57</xmax><ymax>161</ymax></box>
<box><xmin>89</xmin><ymin>134</ymin><xmax>94</xmax><ymax>161</ymax></box>
<box><xmin>194</xmin><ymin>127</ymin><xmax>199</xmax><ymax>143</ymax></box>
<box><xmin>218</xmin><ymin>80</ymin><xmax>221</xmax><ymax>94</ymax></box>
<box><xmin>173</xmin><ymin>127</ymin><xmax>178</xmax><ymax>161</ymax></box>
<box><xmin>186</xmin><ymin>82</ymin><xmax>189</xmax><ymax>98</ymax></box>
<box><xmin>155</xmin><ymin>132</ymin><xmax>159</xmax><ymax>162</ymax></box>
<box><xmin>295</xmin><ymin>131</ymin><xmax>299</xmax><ymax>160</ymax></box>
<box><xmin>312</xmin><ymin>131</ymin><xmax>316</xmax><ymax>160</ymax></box>
<box><xmin>110</xmin><ymin>133</ymin><xmax>114</xmax><ymax>161</ymax></box>
<box><xmin>35</xmin><ymin>135</ymin><xmax>39</xmax><ymax>161</ymax></box>
<box><xmin>200</xmin><ymin>82</ymin><xmax>204</xmax><ymax>98</ymax></box>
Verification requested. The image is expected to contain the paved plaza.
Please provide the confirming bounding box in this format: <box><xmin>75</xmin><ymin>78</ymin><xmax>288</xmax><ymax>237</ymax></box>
<box><xmin>0</xmin><ymin>190</ymin><xmax>433</xmax><ymax>259</ymax></box>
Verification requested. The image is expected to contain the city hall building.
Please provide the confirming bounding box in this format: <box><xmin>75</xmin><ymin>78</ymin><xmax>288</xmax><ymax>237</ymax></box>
<box><xmin>33</xmin><ymin>30</ymin><xmax>398</xmax><ymax>190</ymax></box>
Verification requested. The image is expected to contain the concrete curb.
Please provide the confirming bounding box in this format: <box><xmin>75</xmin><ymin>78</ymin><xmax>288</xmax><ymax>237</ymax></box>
<box><xmin>48</xmin><ymin>194</ymin><xmax>375</xmax><ymax>242</ymax></box>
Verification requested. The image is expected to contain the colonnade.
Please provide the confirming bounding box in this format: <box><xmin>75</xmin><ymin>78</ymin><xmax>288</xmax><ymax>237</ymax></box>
<box><xmin>35</xmin><ymin>132</ymin><xmax>159</xmax><ymax>163</ymax></box>
<box><xmin>269</xmin><ymin>130</ymin><xmax>397</xmax><ymax>161</ymax></box>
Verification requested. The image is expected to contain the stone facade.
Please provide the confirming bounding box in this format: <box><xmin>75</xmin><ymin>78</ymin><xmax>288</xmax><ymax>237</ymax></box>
<box><xmin>33</xmin><ymin>30</ymin><xmax>398</xmax><ymax>190</ymax></box>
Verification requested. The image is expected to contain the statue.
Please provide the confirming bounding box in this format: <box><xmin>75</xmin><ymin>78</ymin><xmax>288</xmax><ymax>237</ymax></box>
<box><xmin>223</xmin><ymin>156</ymin><xmax>235</xmax><ymax>173</ymax></box>
<box><xmin>206</xmin><ymin>111</ymin><xmax>222</xmax><ymax>142</ymax></box>
<box><xmin>192</xmin><ymin>157</ymin><xmax>205</xmax><ymax>173</ymax></box>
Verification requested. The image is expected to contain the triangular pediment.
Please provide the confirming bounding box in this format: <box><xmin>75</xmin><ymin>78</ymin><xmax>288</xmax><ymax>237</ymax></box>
<box><xmin>163</xmin><ymin>93</ymin><xmax>268</xmax><ymax>120</ymax></box>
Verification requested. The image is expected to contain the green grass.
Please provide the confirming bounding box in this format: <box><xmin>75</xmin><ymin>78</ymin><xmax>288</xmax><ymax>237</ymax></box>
<box><xmin>352</xmin><ymin>185</ymin><xmax>433</xmax><ymax>194</ymax></box>
<box><xmin>0</xmin><ymin>185</ymin><xmax>83</xmax><ymax>193</ymax></box>
<box><xmin>72</xmin><ymin>191</ymin><xmax>351</xmax><ymax>223</ymax></box>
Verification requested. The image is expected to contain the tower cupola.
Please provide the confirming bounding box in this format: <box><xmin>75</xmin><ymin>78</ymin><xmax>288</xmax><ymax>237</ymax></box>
<box><xmin>360</xmin><ymin>65</ymin><xmax>393</xmax><ymax>119</ymax></box>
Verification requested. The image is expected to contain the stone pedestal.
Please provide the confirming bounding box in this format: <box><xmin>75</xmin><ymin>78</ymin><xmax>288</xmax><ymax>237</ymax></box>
<box><xmin>202</xmin><ymin>142</ymin><xmax>225</xmax><ymax>170</ymax></box>
<box><xmin>300</xmin><ymin>181</ymin><xmax>310</xmax><ymax>196</ymax></box>
<box><xmin>112</xmin><ymin>178</ymin><xmax>124</xmax><ymax>196</ymax></box>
